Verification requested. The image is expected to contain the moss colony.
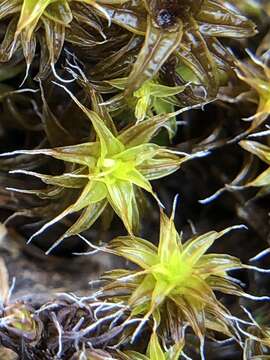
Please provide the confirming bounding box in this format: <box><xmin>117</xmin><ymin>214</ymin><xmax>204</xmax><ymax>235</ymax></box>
<box><xmin>0</xmin><ymin>0</ymin><xmax>270</xmax><ymax>359</ymax></box>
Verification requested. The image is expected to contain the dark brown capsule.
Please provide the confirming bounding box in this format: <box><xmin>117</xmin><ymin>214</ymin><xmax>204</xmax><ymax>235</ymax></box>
<box><xmin>154</xmin><ymin>0</ymin><xmax>203</xmax><ymax>28</ymax></box>
<box><xmin>156</xmin><ymin>8</ymin><xmax>177</xmax><ymax>28</ymax></box>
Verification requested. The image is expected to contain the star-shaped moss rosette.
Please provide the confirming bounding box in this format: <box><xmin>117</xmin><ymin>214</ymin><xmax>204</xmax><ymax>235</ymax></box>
<box><xmin>0</xmin><ymin>0</ymin><xmax>127</xmax><ymax>76</ymax></box>
<box><xmin>234</xmin><ymin>51</ymin><xmax>270</xmax><ymax>132</ymax></box>
<box><xmin>1</xmin><ymin>1</ymin><xmax>256</xmax><ymax>96</ymax></box>
<box><xmin>105</xmin><ymin>76</ymin><xmax>187</xmax><ymax>138</ymax></box>
<box><xmin>109</xmin><ymin>0</ymin><xmax>256</xmax><ymax>100</ymax></box>
<box><xmin>79</xmin><ymin>0</ymin><xmax>257</xmax><ymax>109</ymax></box>
<box><xmin>107</xmin><ymin>77</ymin><xmax>186</xmax><ymax>123</ymax></box>
<box><xmin>1</xmin><ymin>87</ymin><xmax>194</xmax><ymax>254</ymax></box>
<box><xmin>100</xmin><ymin>207</ymin><xmax>270</xmax><ymax>356</ymax></box>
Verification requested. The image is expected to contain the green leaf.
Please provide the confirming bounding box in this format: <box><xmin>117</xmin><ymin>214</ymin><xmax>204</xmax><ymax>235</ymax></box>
<box><xmin>116</xmin><ymin>143</ymin><xmax>160</xmax><ymax>165</ymax></box>
<box><xmin>0</xmin><ymin>17</ymin><xmax>19</xmax><ymax>62</ymax></box>
<box><xmin>106</xmin><ymin>179</ymin><xmax>134</xmax><ymax>234</ymax></box>
<box><xmin>249</xmin><ymin>168</ymin><xmax>270</xmax><ymax>187</ymax></box>
<box><xmin>16</xmin><ymin>0</ymin><xmax>52</xmax><ymax>38</ymax></box>
<box><xmin>138</xmin><ymin>150</ymin><xmax>183</xmax><ymax>180</ymax></box>
<box><xmin>56</xmin><ymin>85</ymin><xmax>124</xmax><ymax>158</ymax></box>
<box><xmin>158</xmin><ymin>211</ymin><xmax>181</xmax><ymax>265</ymax></box>
<box><xmin>135</xmin><ymin>94</ymin><xmax>151</xmax><ymax>121</ymax></box>
<box><xmin>117</xmin><ymin>168</ymin><xmax>153</xmax><ymax>194</ymax></box>
<box><xmin>181</xmin><ymin>227</ymin><xmax>241</xmax><ymax>267</ymax></box>
<box><xmin>2</xmin><ymin>143</ymin><xmax>99</xmax><ymax>166</ymax></box>
<box><xmin>206</xmin><ymin>276</ymin><xmax>245</xmax><ymax>298</ymax></box>
<box><xmin>177</xmin><ymin>24</ymin><xmax>219</xmax><ymax>97</ymax></box>
<box><xmin>146</xmin><ymin>83</ymin><xmax>186</xmax><ymax>98</ymax></box>
<box><xmin>166</xmin><ymin>341</ymin><xmax>184</xmax><ymax>360</ymax></box>
<box><xmin>126</xmin><ymin>17</ymin><xmax>183</xmax><ymax>95</ymax></box>
<box><xmin>87</xmin><ymin>110</ymin><xmax>125</xmax><ymax>158</ymax></box>
<box><xmin>110</xmin><ymin>237</ymin><xmax>158</xmax><ymax>269</ymax></box>
<box><xmin>86</xmin><ymin>181</ymin><xmax>108</xmax><ymax>203</ymax></box>
<box><xmin>10</xmin><ymin>169</ymin><xmax>88</xmax><ymax>188</ymax></box>
<box><xmin>97</xmin><ymin>3</ymin><xmax>146</xmax><ymax>35</ymax></box>
<box><xmin>150</xmin><ymin>278</ymin><xmax>172</xmax><ymax>311</ymax></box>
<box><xmin>195</xmin><ymin>254</ymin><xmax>243</xmax><ymax>275</ymax></box>
<box><xmin>41</xmin><ymin>16</ymin><xmax>66</xmax><ymax>67</ymax></box>
<box><xmin>240</xmin><ymin>141</ymin><xmax>270</xmax><ymax>164</ymax></box>
<box><xmin>172</xmin><ymin>293</ymin><xmax>205</xmax><ymax>338</ymax></box>
<box><xmin>153</xmin><ymin>99</ymin><xmax>176</xmax><ymax>140</ymax></box>
<box><xmin>118</xmin><ymin>113</ymin><xmax>172</xmax><ymax>147</ymax></box>
<box><xmin>58</xmin><ymin>199</ymin><xmax>107</xmax><ymax>240</ymax></box>
<box><xmin>28</xmin><ymin>180</ymin><xmax>107</xmax><ymax>242</ymax></box>
<box><xmin>0</xmin><ymin>0</ymin><xmax>19</xmax><ymax>21</ymax></box>
<box><xmin>90</xmin><ymin>88</ymin><xmax>118</xmax><ymax>136</ymax></box>
<box><xmin>44</xmin><ymin>0</ymin><xmax>72</xmax><ymax>25</ymax></box>
<box><xmin>147</xmin><ymin>333</ymin><xmax>166</xmax><ymax>360</ymax></box>
<box><xmin>197</xmin><ymin>0</ymin><xmax>257</xmax><ymax>38</ymax></box>
<box><xmin>129</xmin><ymin>274</ymin><xmax>155</xmax><ymax>309</ymax></box>
<box><xmin>106</xmin><ymin>77</ymin><xmax>127</xmax><ymax>90</ymax></box>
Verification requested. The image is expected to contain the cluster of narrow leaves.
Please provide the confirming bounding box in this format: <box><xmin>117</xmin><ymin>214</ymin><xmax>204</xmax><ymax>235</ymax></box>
<box><xmin>0</xmin><ymin>0</ymin><xmax>128</xmax><ymax>77</ymax></box>
<box><xmin>3</xmin><ymin>91</ymin><xmax>191</xmax><ymax>253</ymax></box>
<box><xmin>99</xmin><ymin>206</ymin><xmax>270</xmax><ymax>358</ymax></box>
<box><xmin>0</xmin><ymin>0</ymin><xmax>270</xmax><ymax>359</ymax></box>
<box><xmin>1</xmin><ymin>210</ymin><xmax>270</xmax><ymax>359</ymax></box>
<box><xmin>0</xmin><ymin>0</ymin><xmax>256</xmax><ymax>95</ymax></box>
